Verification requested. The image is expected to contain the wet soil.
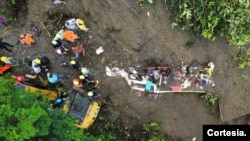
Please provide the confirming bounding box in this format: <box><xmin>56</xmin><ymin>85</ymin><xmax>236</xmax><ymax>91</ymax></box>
<box><xmin>1</xmin><ymin>0</ymin><xmax>250</xmax><ymax>141</ymax></box>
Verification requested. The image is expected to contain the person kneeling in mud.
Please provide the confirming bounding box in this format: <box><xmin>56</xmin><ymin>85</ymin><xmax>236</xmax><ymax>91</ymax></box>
<box><xmin>51</xmin><ymin>40</ymin><xmax>69</xmax><ymax>55</ymax></box>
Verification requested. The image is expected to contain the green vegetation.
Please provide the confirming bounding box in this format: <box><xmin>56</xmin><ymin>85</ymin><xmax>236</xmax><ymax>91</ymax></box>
<box><xmin>201</xmin><ymin>92</ymin><xmax>219</xmax><ymax>109</ymax></box>
<box><xmin>139</xmin><ymin>0</ymin><xmax>154</xmax><ymax>7</ymax></box>
<box><xmin>0</xmin><ymin>74</ymin><xmax>90</xmax><ymax>141</ymax></box>
<box><xmin>233</xmin><ymin>48</ymin><xmax>250</xmax><ymax>69</ymax></box>
<box><xmin>169</xmin><ymin>0</ymin><xmax>250</xmax><ymax>46</ymax></box>
<box><xmin>143</xmin><ymin>121</ymin><xmax>165</xmax><ymax>141</ymax></box>
<box><xmin>183</xmin><ymin>40</ymin><xmax>195</xmax><ymax>50</ymax></box>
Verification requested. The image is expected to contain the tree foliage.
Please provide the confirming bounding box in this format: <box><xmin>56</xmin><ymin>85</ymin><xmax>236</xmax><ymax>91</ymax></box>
<box><xmin>169</xmin><ymin>0</ymin><xmax>250</xmax><ymax>46</ymax></box>
<box><xmin>0</xmin><ymin>74</ymin><xmax>93</xmax><ymax>141</ymax></box>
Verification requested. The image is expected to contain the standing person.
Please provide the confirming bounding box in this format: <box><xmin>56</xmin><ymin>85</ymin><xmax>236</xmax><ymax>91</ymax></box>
<box><xmin>47</xmin><ymin>72</ymin><xmax>69</xmax><ymax>84</ymax></box>
<box><xmin>0</xmin><ymin>38</ymin><xmax>14</xmax><ymax>52</ymax></box>
<box><xmin>71</xmin><ymin>42</ymin><xmax>85</xmax><ymax>58</ymax></box>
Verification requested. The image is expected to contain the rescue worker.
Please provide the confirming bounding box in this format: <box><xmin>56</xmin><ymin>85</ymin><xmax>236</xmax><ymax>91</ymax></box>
<box><xmin>205</xmin><ymin>62</ymin><xmax>215</xmax><ymax>76</ymax></box>
<box><xmin>51</xmin><ymin>40</ymin><xmax>69</xmax><ymax>55</ymax></box>
<box><xmin>70</xmin><ymin>57</ymin><xmax>81</xmax><ymax>70</ymax></box>
<box><xmin>0</xmin><ymin>38</ymin><xmax>14</xmax><ymax>52</ymax></box>
<box><xmin>65</xmin><ymin>18</ymin><xmax>78</xmax><ymax>31</ymax></box>
<box><xmin>53</xmin><ymin>29</ymin><xmax>64</xmax><ymax>41</ymax></box>
<box><xmin>47</xmin><ymin>72</ymin><xmax>69</xmax><ymax>84</ymax></box>
<box><xmin>71</xmin><ymin>42</ymin><xmax>85</xmax><ymax>58</ymax></box>
<box><xmin>32</xmin><ymin>58</ymin><xmax>42</xmax><ymax>74</ymax></box>
<box><xmin>20</xmin><ymin>33</ymin><xmax>35</xmax><ymax>45</ymax></box>
<box><xmin>76</xmin><ymin>18</ymin><xmax>89</xmax><ymax>31</ymax></box>
<box><xmin>72</xmin><ymin>78</ymin><xmax>84</xmax><ymax>88</ymax></box>
<box><xmin>81</xmin><ymin>67</ymin><xmax>94</xmax><ymax>79</ymax></box>
<box><xmin>63</xmin><ymin>30</ymin><xmax>78</xmax><ymax>43</ymax></box>
<box><xmin>78</xmin><ymin>74</ymin><xmax>99</xmax><ymax>90</ymax></box>
<box><xmin>145</xmin><ymin>78</ymin><xmax>153</xmax><ymax>93</ymax></box>
<box><xmin>0</xmin><ymin>56</ymin><xmax>12</xmax><ymax>64</ymax></box>
<box><xmin>87</xmin><ymin>91</ymin><xmax>100</xmax><ymax>99</ymax></box>
<box><xmin>51</xmin><ymin>97</ymin><xmax>64</xmax><ymax>108</ymax></box>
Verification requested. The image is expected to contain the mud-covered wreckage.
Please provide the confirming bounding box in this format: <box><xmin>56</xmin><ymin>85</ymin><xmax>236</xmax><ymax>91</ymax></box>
<box><xmin>105</xmin><ymin>64</ymin><xmax>214</xmax><ymax>95</ymax></box>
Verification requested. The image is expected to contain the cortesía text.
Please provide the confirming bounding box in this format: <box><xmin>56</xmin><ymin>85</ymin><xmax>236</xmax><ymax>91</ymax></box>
<box><xmin>203</xmin><ymin>125</ymin><xmax>250</xmax><ymax>141</ymax></box>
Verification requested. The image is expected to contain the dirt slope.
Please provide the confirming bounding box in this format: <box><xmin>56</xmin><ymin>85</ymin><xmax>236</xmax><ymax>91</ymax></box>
<box><xmin>1</xmin><ymin>0</ymin><xmax>250</xmax><ymax>141</ymax></box>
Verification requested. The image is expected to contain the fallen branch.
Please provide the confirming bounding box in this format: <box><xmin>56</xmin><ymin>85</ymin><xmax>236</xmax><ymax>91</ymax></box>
<box><xmin>40</xmin><ymin>22</ymin><xmax>51</xmax><ymax>37</ymax></box>
<box><xmin>56</xmin><ymin>14</ymin><xmax>63</xmax><ymax>25</ymax></box>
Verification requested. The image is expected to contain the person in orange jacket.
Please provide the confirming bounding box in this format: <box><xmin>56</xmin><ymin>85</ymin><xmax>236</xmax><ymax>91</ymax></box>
<box><xmin>71</xmin><ymin>42</ymin><xmax>85</xmax><ymax>58</ymax></box>
<box><xmin>63</xmin><ymin>30</ymin><xmax>78</xmax><ymax>43</ymax></box>
<box><xmin>20</xmin><ymin>33</ymin><xmax>35</xmax><ymax>45</ymax></box>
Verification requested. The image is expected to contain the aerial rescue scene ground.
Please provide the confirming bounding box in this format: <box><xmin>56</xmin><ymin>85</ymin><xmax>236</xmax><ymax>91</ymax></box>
<box><xmin>0</xmin><ymin>0</ymin><xmax>250</xmax><ymax>141</ymax></box>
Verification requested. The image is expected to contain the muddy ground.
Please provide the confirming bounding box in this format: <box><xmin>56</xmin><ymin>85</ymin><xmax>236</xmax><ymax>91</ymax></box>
<box><xmin>1</xmin><ymin>0</ymin><xmax>250</xmax><ymax>141</ymax></box>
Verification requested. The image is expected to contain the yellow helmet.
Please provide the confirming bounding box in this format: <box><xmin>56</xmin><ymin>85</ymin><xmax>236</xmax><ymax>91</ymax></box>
<box><xmin>73</xmin><ymin>79</ymin><xmax>80</xmax><ymax>86</ymax></box>
<box><xmin>199</xmin><ymin>73</ymin><xmax>204</xmax><ymax>78</ymax></box>
<box><xmin>51</xmin><ymin>40</ymin><xmax>57</xmax><ymax>45</ymax></box>
<box><xmin>77</xmin><ymin>19</ymin><xmax>84</xmax><ymax>25</ymax></box>
<box><xmin>70</xmin><ymin>60</ymin><xmax>76</xmax><ymax>65</ymax></box>
<box><xmin>34</xmin><ymin>58</ymin><xmax>41</xmax><ymax>64</ymax></box>
<box><xmin>1</xmin><ymin>56</ymin><xmax>7</xmax><ymax>62</ymax></box>
<box><xmin>88</xmin><ymin>91</ymin><xmax>93</xmax><ymax>97</ymax></box>
<box><xmin>79</xmin><ymin>75</ymin><xmax>85</xmax><ymax>79</ymax></box>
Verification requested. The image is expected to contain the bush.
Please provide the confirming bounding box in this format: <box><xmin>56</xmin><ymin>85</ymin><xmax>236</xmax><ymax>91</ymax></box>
<box><xmin>168</xmin><ymin>0</ymin><xmax>250</xmax><ymax>46</ymax></box>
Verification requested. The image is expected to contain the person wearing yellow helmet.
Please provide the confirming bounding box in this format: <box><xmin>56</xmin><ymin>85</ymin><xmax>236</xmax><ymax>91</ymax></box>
<box><xmin>31</xmin><ymin>58</ymin><xmax>42</xmax><ymax>74</ymax></box>
<box><xmin>73</xmin><ymin>78</ymin><xmax>83</xmax><ymax>88</ymax></box>
<box><xmin>76</xmin><ymin>18</ymin><xmax>89</xmax><ymax>31</ymax></box>
<box><xmin>70</xmin><ymin>57</ymin><xmax>80</xmax><ymax>70</ymax></box>
<box><xmin>34</xmin><ymin>58</ymin><xmax>41</xmax><ymax>64</ymax></box>
<box><xmin>87</xmin><ymin>91</ymin><xmax>100</xmax><ymax>99</ymax></box>
<box><xmin>0</xmin><ymin>56</ymin><xmax>11</xmax><ymax>64</ymax></box>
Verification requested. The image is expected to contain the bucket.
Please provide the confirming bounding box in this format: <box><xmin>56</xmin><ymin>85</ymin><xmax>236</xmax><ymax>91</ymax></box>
<box><xmin>96</xmin><ymin>46</ymin><xmax>104</xmax><ymax>55</ymax></box>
